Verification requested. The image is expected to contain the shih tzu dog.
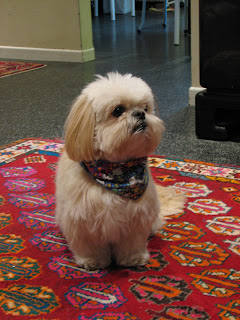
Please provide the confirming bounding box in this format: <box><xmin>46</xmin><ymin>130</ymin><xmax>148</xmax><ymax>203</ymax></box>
<box><xmin>55</xmin><ymin>72</ymin><xmax>184</xmax><ymax>270</ymax></box>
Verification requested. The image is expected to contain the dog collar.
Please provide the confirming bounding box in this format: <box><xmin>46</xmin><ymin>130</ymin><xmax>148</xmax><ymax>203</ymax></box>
<box><xmin>80</xmin><ymin>157</ymin><xmax>149</xmax><ymax>200</ymax></box>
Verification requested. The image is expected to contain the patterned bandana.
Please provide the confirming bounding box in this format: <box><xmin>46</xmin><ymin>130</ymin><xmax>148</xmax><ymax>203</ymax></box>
<box><xmin>81</xmin><ymin>157</ymin><xmax>149</xmax><ymax>200</ymax></box>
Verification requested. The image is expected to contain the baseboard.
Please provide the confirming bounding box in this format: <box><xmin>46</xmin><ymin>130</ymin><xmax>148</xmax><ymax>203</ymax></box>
<box><xmin>82</xmin><ymin>48</ymin><xmax>95</xmax><ymax>62</ymax></box>
<box><xmin>189</xmin><ymin>87</ymin><xmax>205</xmax><ymax>106</ymax></box>
<box><xmin>0</xmin><ymin>46</ymin><xmax>95</xmax><ymax>63</ymax></box>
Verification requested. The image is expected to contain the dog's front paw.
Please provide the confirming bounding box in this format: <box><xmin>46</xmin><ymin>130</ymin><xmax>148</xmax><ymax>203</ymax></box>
<box><xmin>74</xmin><ymin>255</ymin><xmax>110</xmax><ymax>271</ymax></box>
<box><xmin>118</xmin><ymin>251</ymin><xmax>150</xmax><ymax>268</ymax></box>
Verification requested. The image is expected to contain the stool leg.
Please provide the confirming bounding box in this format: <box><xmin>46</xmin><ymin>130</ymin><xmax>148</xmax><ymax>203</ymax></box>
<box><xmin>131</xmin><ymin>0</ymin><xmax>135</xmax><ymax>16</ymax></box>
<box><xmin>163</xmin><ymin>0</ymin><xmax>167</xmax><ymax>26</ymax></box>
<box><xmin>184</xmin><ymin>0</ymin><xmax>188</xmax><ymax>33</ymax></box>
<box><xmin>94</xmin><ymin>0</ymin><xmax>98</xmax><ymax>16</ymax></box>
<box><xmin>138</xmin><ymin>0</ymin><xmax>146</xmax><ymax>32</ymax></box>
<box><xmin>110</xmin><ymin>0</ymin><xmax>115</xmax><ymax>21</ymax></box>
<box><xmin>174</xmin><ymin>0</ymin><xmax>180</xmax><ymax>45</ymax></box>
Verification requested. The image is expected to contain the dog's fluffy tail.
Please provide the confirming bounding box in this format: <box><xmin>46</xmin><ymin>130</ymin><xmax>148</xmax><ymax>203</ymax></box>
<box><xmin>151</xmin><ymin>184</ymin><xmax>186</xmax><ymax>235</ymax></box>
<box><xmin>156</xmin><ymin>184</ymin><xmax>186</xmax><ymax>218</ymax></box>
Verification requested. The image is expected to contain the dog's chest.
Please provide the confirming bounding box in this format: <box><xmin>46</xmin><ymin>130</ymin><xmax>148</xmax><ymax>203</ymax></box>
<box><xmin>94</xmin><ymin>201</ymin><xmax>154</xmax><ymax>243</ymax></box>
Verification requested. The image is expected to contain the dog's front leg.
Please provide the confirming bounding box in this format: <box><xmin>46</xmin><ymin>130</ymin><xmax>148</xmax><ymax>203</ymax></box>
<box><xmin>113</xmin><ymin>232</ymin><xmax>150</xmax><ymax>267</ymax></box>
<box><xmin>70</xmin><ymin>236</ymin><xmax>111</xmax><ymax>270</ymax></box>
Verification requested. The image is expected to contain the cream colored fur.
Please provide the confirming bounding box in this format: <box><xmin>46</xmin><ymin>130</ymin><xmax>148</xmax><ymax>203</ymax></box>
<box><xmin>55</xmin><ymin>72</ymin><xmax>185</xmax><ymax>270</ymax></box>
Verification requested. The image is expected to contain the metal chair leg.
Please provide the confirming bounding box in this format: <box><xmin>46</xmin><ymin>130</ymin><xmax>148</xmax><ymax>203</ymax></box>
<box><xmin>110</xmin><ymin>0</ymin><xmax>115</xmax><ymax>21</ymax></box>
<box><xmin>131</xmin><ymin>0</ymin><xmax>135</xmax><ymax>17</ymax></box>
<box><xmin>138</xmin><ymin>0</ymin><xmax>147</xmax><ymax>32</ymax></box>
<box><xmin>94</xmin><ymin>0</ymin><xmax>98</xmax><ymax>16</ymax></box>
<box><xmin>174</xmin><ymin>0</ymin><xmax>180</xmax><ymax>45</ymax></box>
<box><xmin>163</xmin><ymin>0</ymin><xmax>167</xmax><ymax>26</ymax></box>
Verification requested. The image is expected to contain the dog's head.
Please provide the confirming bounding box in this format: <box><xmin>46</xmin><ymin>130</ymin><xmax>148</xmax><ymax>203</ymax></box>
<box><xmin>64</xmin><ymin>72</ymin><xmax>164</xmax><ymax>162</ymax></box>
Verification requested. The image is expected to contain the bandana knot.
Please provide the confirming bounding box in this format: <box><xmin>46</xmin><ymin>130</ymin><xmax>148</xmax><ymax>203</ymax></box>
<box><xmin>81</xmin><ymin>157</ymin><xmax>149</xmax><ymax>200</ymax></box>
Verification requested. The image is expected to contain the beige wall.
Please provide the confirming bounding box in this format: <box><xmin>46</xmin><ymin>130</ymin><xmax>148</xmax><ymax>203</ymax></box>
<box><xmin>0</xmin><ymin>0</ymin><xmax>95</xmax><ymax>62</ymax></box>
<box><xmin>0</xmin><ymin>0</ymin><xmax>81</xmax><ymax>50</ymax></box>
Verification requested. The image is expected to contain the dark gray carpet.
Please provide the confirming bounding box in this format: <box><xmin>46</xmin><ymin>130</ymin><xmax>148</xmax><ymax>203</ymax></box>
<box><xmin>157</xmin><ymin>106</ymin><xmax>240</xmax><ymax>165</ymax></box>
<box><xmin>0</xmin><ymin>9</ymin><xmax>239</xmax><ymax>165</ymax></box>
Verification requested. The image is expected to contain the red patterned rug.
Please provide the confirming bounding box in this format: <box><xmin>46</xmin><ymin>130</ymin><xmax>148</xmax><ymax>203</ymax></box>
<box><xmin>0</xmin><ymin>61</ymin><xmax>45</xmax><ymax>78</ymax></box>
<box><xmin>0</xmin><ymin>138</ymin><xmax>240</xmax><ymax>319</ymax></box>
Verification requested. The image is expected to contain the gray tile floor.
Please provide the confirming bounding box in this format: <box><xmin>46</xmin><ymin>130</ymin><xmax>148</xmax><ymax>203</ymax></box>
<box><xmin>0</xmin><ymin>9</ymin><xmax>239</xmax><ymax>165</ymax></box>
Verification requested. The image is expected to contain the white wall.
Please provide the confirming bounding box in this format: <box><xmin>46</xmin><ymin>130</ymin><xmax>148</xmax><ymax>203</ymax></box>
<box><xmin>189</xmin><ymin>0</ymin><xmax>204</xmax><ymax>106</ymax></box>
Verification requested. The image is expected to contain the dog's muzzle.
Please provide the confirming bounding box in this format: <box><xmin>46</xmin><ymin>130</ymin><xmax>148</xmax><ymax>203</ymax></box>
<box><xmin>132</xmin><ymin>110</ymin><xmax>145</xmax><ymax>121</ymax></box>
<box><xmin>134</xmin><ymin>122</ymin><xmax>147</xmax><ymax>133</ymax></box>
<box><xmin>132</xmin><ymin>111</ymin><xmax>147</xmax><ymax>133</ymax></box>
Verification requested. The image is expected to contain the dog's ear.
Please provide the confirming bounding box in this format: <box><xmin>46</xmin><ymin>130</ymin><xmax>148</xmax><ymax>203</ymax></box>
<box><xmin>64</xmin><ymin>94</ymin><xmax>96</xmax><ymax>162</ymax></box>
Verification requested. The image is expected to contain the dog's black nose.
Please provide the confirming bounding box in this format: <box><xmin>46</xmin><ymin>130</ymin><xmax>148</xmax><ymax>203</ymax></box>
<box><xmin>132</xmin><ymin>110</ymin><xmax>145</xmax><ymax>121</ymax></box>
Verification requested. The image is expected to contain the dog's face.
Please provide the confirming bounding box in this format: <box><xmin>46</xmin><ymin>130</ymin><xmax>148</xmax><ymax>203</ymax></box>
<box><xmin>64</xmin><ymin>73</ymin><xmax>164</xmax><ymax>162</ymax></box>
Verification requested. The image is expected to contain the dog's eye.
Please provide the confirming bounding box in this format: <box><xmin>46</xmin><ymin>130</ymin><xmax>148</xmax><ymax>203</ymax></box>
<box><xmin>112</xmin><ymin>105</ymin><xmax>126</xmax><ymax>118</ymax></box>
<box><xmin>144</xmin><ymin>105</ymin><xmax>148</xmax><ymax>112</ymax></box>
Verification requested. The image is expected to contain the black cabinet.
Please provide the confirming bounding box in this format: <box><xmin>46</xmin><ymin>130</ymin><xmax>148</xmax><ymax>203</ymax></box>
<box><xmin>196</xmin><ymin>0</ymin><xmax>240</xmax><ymax>141</ymax></box>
